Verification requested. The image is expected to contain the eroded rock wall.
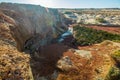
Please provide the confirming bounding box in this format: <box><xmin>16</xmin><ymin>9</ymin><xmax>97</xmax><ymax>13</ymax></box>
<box><xmin>0</xmin><ymin>3</ymin><xmax>66</xmax><ymax>51</ymax></box>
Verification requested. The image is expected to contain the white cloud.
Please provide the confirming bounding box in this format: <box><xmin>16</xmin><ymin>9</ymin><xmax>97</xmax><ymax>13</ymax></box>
<box><xmin>27</xmin><ymin>0</ymin><xmax>55</xmax><ymax>7</ymax></box>
<box><xmin>0</xmin><ymin>0</ymin><xmax>58</xmax><ymax>8</ymax></box>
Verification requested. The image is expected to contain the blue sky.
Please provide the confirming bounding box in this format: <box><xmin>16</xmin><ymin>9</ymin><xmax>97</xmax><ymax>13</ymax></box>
<box><xmin>0</xmin><ymin>0</ymin><xmax>120</xmax><ymax>8</ymax></box>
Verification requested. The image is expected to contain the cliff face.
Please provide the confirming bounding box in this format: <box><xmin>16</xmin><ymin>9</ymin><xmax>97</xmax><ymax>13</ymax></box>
<box><xmin>0</xmin><ymin>3</ymin><xmax>120</xmax><ymax>80</ymax></box>
<box><xmin>0</xmin><ymin>3</ymin><xmax>66</xmax><ymax>51</ymax></box>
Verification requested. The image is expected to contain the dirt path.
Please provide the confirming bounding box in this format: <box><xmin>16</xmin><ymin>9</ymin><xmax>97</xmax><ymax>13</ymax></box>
<box><xmin>86</xmin><ymin>25</ymin><xmax>120</xmax><ymax>34</ymax></box>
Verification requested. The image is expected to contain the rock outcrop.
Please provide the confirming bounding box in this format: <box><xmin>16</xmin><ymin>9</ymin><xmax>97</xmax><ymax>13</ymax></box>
<box><xmin>56</xmin><ymin>56</ymin><xmax>74</xmax><ymax>71</ymax></box>
<box><xmin>0</xmin><ymin>3</ymin><xmax>67</xmax><ymax>80</ymax></box>
<box><xmin>0</xmin><ymin>39</ymin><xmax>33</xmax><ymax>80</ymax></box>
<box><xmin>0</xmin><ymin>2</ymin><xmax>66</xmax><ymax>52</ymax></box>
<box><xmin>56</xmin><ymin>41</ymin><xmax>120</xmax><ymax>80</ymax></box>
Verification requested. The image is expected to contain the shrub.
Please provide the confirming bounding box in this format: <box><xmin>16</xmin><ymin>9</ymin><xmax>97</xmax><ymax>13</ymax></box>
<box><xmin>73</xmin><ymin>25</ymin><xmax>120</xmax><ymax>46</ymax></box>
<box><xmin>96</xmin><ymin>17</ymin><xmax>107</xmax><ymax>23</ymax></box>
<box><xmin>112</xmin><ymin>50</ymin><xmax>120</xmax><ymax>59</ymax></box>
<box><xmin>64</xmin><ymin>11</ymin><xmax>72</xmax><ymax>14</ymax></box>
<box><xmin>106</xmin><ymin>66</ymin><xmax>120</xmax><ymax>80</ymax></box>
<box><xmin>111</xmin><ymin>50</ymin><xmax>120</xmax><ymax>67</ymax></box>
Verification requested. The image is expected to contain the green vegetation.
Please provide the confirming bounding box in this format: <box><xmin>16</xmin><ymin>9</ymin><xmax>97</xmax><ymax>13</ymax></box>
<box><xmin>73</xmin><ymin>25</ymin><xmax>120</xmax><ymax>46</ymax></box>
<box><xmin>106</xmin><ymin>66</ymin><xmax>120</xmax><ymax>80</ymax></box>
<box><xmin>64</xmin><ymin>11</ymin><xmax>72</xmax><ymax>14</ymax></box>
<box><xmin>96</xmin><ymin>17</ymin><xmax>107</xmax><ymax>23</ymax></box>
<box><xmin>113</xmin><ymin>40</ymin><xmax>120</xmax><ymax>43</ymax></box>
<box><xmin>112</xmin><ymin>50</ymin><xmax>120</xmax><ymax>59</ymax></box>
<box><xmin>106</xmin><ymin>50</ymin><xmax>120</xmax><ymax>80</ymax></box>
<box><xmin>111</xmin><ymin>50</ymin><xmax>120</xmax><ymax>67</ymax></box>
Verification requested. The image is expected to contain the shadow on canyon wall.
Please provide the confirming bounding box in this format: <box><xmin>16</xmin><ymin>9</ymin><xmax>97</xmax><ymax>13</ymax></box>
<box><xmin>0</xmin><ymin>2</ymin><xmax>74</xmax><ymax>79</ymax></box>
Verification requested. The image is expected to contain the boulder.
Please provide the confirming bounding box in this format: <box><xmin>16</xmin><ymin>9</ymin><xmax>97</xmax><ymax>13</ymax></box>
<box><xmin>74</xmin><ymin>50</ymin><xmax>92</xmax><ymax>59</ymax></box>
<box><xmin>56</xmin><ymin>56</ymin><xmax>74</xmax><ymax>71</ymax></box>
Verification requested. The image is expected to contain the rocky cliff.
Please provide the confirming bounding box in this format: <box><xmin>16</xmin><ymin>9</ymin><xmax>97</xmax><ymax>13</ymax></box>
<box><xmin>0</xmin><ymin>3</ymin><xmax>67</xmax><ymax>80</ymax></box>
<box><xmin>1</xmin><ymin>3</ymin><xmax>120</xmax><ymax>80</ymax></box>
<box><xmin>0</xmin><ymin>3</ymin><xmax>66</xmax><ymax>52</ymax></box>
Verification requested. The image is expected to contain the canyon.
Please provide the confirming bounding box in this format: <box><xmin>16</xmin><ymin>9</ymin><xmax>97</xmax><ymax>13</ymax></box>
<box><xmin>0</xmin><ymin>3</ymin><xmax>120</xmax><ymax>80</ymax></box>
